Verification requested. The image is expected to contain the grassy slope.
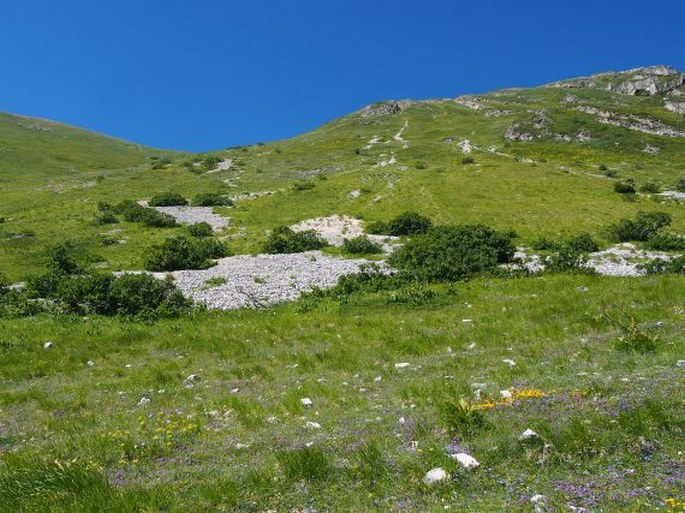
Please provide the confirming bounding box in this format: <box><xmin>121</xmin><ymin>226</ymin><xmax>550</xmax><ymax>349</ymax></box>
<box><xmin>1</xmin><ymin>275</ymin><xmax>683</xmax><ymax>511</ymax></box>
<box><xmin>0</xmin><ymin>71</ymin><xmax>684</xmax><ymax>511</ymax></box>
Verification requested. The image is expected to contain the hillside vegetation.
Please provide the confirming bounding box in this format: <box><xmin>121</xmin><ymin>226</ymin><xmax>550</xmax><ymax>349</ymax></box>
<box><xmin>0</xmin><ymin>66</ymin><xmax>684</xmax><ymax>512</ymax></box>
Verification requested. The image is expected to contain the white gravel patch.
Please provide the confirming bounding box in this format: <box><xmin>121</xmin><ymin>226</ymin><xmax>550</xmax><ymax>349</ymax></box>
<box><xmin>151</xmin><ymin>206</ymin><xmax>229</xmax><ymax>232</ymax></box>
<box><xmin>290</xmin><ymin>215</ymin><xmax>399</xmax><ymax>251</ymax></box>
<box><xmin>660</xmin><ymin>190</ymin><xmax>685</xmax><ymax>200</ymax></box>
<box><xmin>156</xmin><ymin>251</ymin><xmax>375</xmax><ymax>310</ymax></box>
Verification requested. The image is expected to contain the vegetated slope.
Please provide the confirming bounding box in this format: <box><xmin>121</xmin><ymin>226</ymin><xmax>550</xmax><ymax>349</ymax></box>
<box><xmin>1</xmin><ymin>66</ymin><xmax>684</xmax><ymax>278</ymax></box>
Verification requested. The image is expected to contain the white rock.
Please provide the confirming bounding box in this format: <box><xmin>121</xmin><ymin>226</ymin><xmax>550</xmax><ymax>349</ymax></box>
<box><xmin>138</xmin><ymin>397</ymin><xmax>150</xmax><ymax>406</ymax></box>
<box><xmin>398</xmin><ymin>416</ymin><xmax>406</xmax><ymax>425</ymax></box>
<box><xmin>502</xmin><ymin>359</ymin><xmax>516</xmax><ymax>367</ymax></box>
<box><xmin>305</xmin><ymin>421</ymin><xmax>321</xmax><ymax>429</ymax></box>
<box><xmin>531</xmin><ymin>494</ymin><xmax>546</xmax><ymax>504</ymax></box>
<box><xmin>450</xmin><ymin>452</ymin><xmax>480</xmax><ymax>469</ymax></box>
<box><xmin>467</xmin><ymin>343</ymin><xmax>477</xmax><ymax>350</ymax></box>
<box><xmin>86</xmin><ymin>360</ymin><xmax>95</xmax><ymax>367</ymax></box>
<box><xmin>500</xmin><ymin>389</ymin><xmax>513</xmax><ymax>399</ymax></box>
<box><xmin>125</xmin><ymin>364</ymin><xmax>133</xmax><ymax>369</ymax></box>
<box><xmin>677</xmin><ymin>360</ymin><xmax>685</xmax><ymax>368</ymax></box>
<box><xmin>519</xmin><ymin>428</ymin><xmax>539</xmax><ymax>440</ymax></box>
<box><xmin>462</xmin><ymin>318</ymin><xmax>473</xmax><ymax>323</ymax></box>
<box><xmin>373</xmin><ymin>376</ymin><xmax>382</xmax><ymax>382</ymax></box>
<box><xmin>235</xmin><ymin>443</ymin><xmax>250</xmax><ymax>449</ymax></box>
<box><xmin>395</xmin><ymin>362</ymin><xmax>410</xmax><ymax>369</ymax></box>
<box><xmin>186</xmin><ymin>374</ymin><xmax>201</xmax><ymax>382</ymax></box>
<box><xmin>230</xmin><ymin>387</ymin><xmax>240</xmax><ymax>393</ymax></box>
<box><xmin>43</xmin><ymin>341</ymin><xmax>54</xmax><ymax>349</ymax></box>
<box><xmin>300</xmin><ymin>397</ymin><xmax>313</xmax><ymax>407</ymax></box>
<box><xmin>423</xmin><ymin>467</ymin><xmax>449</xmax><ymax>484</ymax></box>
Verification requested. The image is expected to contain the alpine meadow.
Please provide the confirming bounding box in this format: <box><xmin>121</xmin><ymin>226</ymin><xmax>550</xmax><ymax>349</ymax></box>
<box><xmin>0</xmin><ymin>66</ymin><xmax>684</xmax><ymax>512</ymax></box>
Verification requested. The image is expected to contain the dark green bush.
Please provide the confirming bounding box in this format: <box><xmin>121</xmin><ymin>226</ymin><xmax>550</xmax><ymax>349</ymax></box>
<box><xmin>192</xmin><ymin>192</ymin><xmax>233</xmax><ymax>207</ymax></box>
<box><xmin>677</xmin><ymin>177</ymin><xmax>685</xmax><ymax>192</ymax></box>
<box><xmin>544</xmin><ymin>247</ymin><xmax>594</xmax><ymax>274</ymax></box>
<box><xmin>603</xmin><ymin>169</ymin><xmax>619</xmax><ymax>178</ymax></box>
<box><xmin>645</xmin><ymin>233</ymin><xmax>685</xmax><ymax>251</ymax></box>
<box><xmin>112</xmin><ymin>201</ymin><xmax>178</xmax><ymax>227</ymax></box>
<box><xmin>639</xmin><ymin>182</ymin><xmax>661</xmax><ymax>194</ymax></box>
<box><xmin>262</xmin><ymin>226</ymin><xmax>327</xmax><ymax>254</ymax></box>
<box><xmin>187</xmin><ymin>222</ymin><xmax>213</xmax><ymax>238</ymax></box>
<box><xmin>639</xmin><ymin>255</ymin><xmax>685</xmax><ymax>275</ymax></box>
<box><xmin>201</xmin><ymin>155</ymin><xmax>222</xmax><ymax>171</ymax></box>
<box><xmin>461</xmin><ymin>156</ymin><xmax>476</xmax><ymax>164</ymax></box>
<box><xmin>366</xmin><ymin>221</ymin><xmax>390</xmax><ymax>235</ymax></box>
<box><xmin>46</xmin><ymin>242</ymin><xmax>84</xmax><ymax>276</ymax></box>
<box><xmin>606</xmin><ymin>211</ymin><xmax>672</xmax><ymax>242</ymax></box>
<box><xmin>598</xmin><ymin>163</ymin><xmax>608</xmax><ymax>171</ymax></box>
<box><xmin>614</xmin><ymin>181</ymin><xmax>636</xmax><ymax>194</ymax></box>
<box><xmin>107</xmin><ymin>274</ymin><xmax>189</xmax><ymax>318</ymax></box>
<box><xmin>145</xmin><ymin>236</ymin><xmax>230</xmax><ymax>271</ymax></box>
<box><xmin>388</xmin><ymin>211</ymin><xmax>432</xmax><ymax>236</ymax></box>
<box><xmin>388</xmin><ymin>224</ymin><xmax>516</xmax><ymax>282</ymax></box>
<box><xmin>148</xmin><ymin>192</ymin><xmax>188</xmax><ymax>207</ymax></box>
<box><xmin>564</xmin><ymin>232</ymin><xmax>599</xmax><ymax>253</ymax></box>
<box><xmin>292</xmin><ymin>181</ymin><xmax>315</xmax><ymax>191</ymax></box>
<box><xmin>343</xmin><ymin>235</ymin><xmax>382</xmax><ymax>254</ymax></box>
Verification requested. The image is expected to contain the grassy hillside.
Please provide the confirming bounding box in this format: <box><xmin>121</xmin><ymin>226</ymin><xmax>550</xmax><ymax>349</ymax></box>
<box><xmin>0</xmin><ymin>67</ymin><xmax>684</xmax><ymax>512</ymax></box>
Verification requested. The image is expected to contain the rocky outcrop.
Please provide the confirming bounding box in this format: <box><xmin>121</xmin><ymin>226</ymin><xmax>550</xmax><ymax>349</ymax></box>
<box><xmin>575</xmin><ymin>106</ymin><xmax>685</xmax><ymax>137</ymax></box>
<box><xmin>504</xmin><ymin>122</ymin><xmax>534</xmax><ymax>141</ymax></box>
<box><xmin>360</xmin><ymin>101</ymin><xmax>404</xmax><ymax>117</ymax></box>
<box><xmin>454</xmin><ymin>95</ymin><xmax>487</xmax><ymax>110</ymax></box>
<box><xmin>665</xmin><ymin>101</ymin><xmax>685</xmax><ymax>115</ymax></box>
<box><xmin>548</xmin><ymin>65</ymin><xmax>685</xmax><ymax>96</ymax></box>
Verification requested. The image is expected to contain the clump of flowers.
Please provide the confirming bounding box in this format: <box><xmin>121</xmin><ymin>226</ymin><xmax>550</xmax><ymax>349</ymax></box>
<box><xmin>473</xmin><ymin>388</ymin><xmax>548</xmax><ymax>410</ymax></box>
<box><xmin>665</xmin><ymin>497</ymin><xmax>685</xmax><ymax>512</ymax></box>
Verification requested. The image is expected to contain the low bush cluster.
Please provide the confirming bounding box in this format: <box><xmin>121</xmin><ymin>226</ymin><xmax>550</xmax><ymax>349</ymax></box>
<box><xmin>262</xmin><ymin>226</ymin><xmax>327</xmax><ymax>254</ymax></box>
<box><xmin>614</xmin><ymin>180</ymin><xmax>636</xmax><ymax>194</ymax></box>
<box><xmin>148</xmin><ymin>192</ymin><xmax>188</xmax><ymax>207</ymax></box>
<box><xmin>388</xmin><ymin>224</ymin><xmax>516</xmax><ymax>282</ymax></box>
<box><xmin>111</xmin><ymin>200</ymin><xmax>178</xmax><ymax>227</ymax></box>
<box><xmin>2</xmin><ymin>244</ymin><xmax>190</xmax><ymax>319</ymax></box>
<box><xmin>193</xmin><ymin>192</ymin><xmax>233</xmax><ymax>207</ymax></box>
<box><xmin>640</xmin><ymin>255</ymin><xmax>685</xmax><ymax>275</ymax></box>
<box><xmin>606</xmin><ymin>211</ymin><xmax>672</xmax><ymax>242</ymax></box>
<box><xmin>187</xmin><ymin>222</ymin><xmax>214</xmax><ymax>238</ymax></box>
<box><xmin>145</xmin><ymin>235</ymin><xmax>230</xmax><ymax>271</ymax></box>
<box><xmin>367</xmin><ymin>211</ymin><xmax>432</xmax><ymax>237</ymax></box>
<box><xmin>342</xmin><ymin>235</ymin><xmax>382</xmax><ymax>254</ymax></box>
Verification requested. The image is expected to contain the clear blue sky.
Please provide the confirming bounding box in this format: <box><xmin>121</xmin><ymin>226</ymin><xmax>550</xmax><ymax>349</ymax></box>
<box><xmin>2</xmin><ymin>0</ymin><xmax>683</xmax><ymax>152</ymax></box>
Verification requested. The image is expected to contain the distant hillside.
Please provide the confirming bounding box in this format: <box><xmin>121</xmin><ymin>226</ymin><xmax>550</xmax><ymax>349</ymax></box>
<box><xmin>0</xmin><ymin>66</ymin><xmax>683</xmax><ymax>278</ymax></box>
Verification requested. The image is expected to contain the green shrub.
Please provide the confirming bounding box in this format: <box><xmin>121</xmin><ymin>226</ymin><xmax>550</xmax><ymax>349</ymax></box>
<box><xmin>388</xmin><ymin>224</ymin><xmax>516</xmax><ymax>282</ymax></box>
<box><xmin>461</xmin><ymin>156</ymin><xmax>476</xmax><ymax>164</ymax></box>
<box><xmin>606</xmin><ymin>211</ymin><xmax>672</xmax><ymax>242</ymax></box>
<box><xmin>107</xmin><ymin>273</ymin><xmax>190</xmax><ymax>318</ymax></box>
<box><xmin>544</xmin><ymin>247</ymin><xmax>594</xmax><ymax>274</ymax></box>
<box><xmin>112</xmin><ymin>201</ymin><xmax>178</xmax><ymax>227</ymax></box>
<box><xmin>598</xmin><ymin>163</ymin><xmax>608</xmax><ymax>171</ymax></box>
<box><xmin>262</xmin><ymin>226</ymin><xmax>327</xmax><ymax>254</ymax></box>
<box><xmin>388</xmin><ymin>211</ymin><xmax>432</xmax><ymax>236</ymax></box>
<box><xmin>438</xmin><ymin>398</ymin><xmax>490</xmax><ymax>437</ymax></box>
<box><xmin>603</xmin><ymin>169</ymin><xmax>619</xmax><ymax>178</ymax></box>
<box><xmin>46</xmin><ymin>242</ymin><xmax>84</xmax><ymax>276</ymax></box>
<box><xmin>187</xmin><ymin>222</ymin><xmax>213</xmax><ymax>238</ymax></box>
<box><xmin>94</xmin><ymin>211</ymin><xmax>119</xmax><ymax>225</ymax></box>
<box><xmin>148</xmin><ymin>192</ymin><xmax>188</xmax><ymax>207</ymax></box>
<box><xmin>645</xmin><ymin>233</ymin><xmax>685</xmax><ymax>251</ymax></box>
<box><xmin>343</xmin><ymin>235</ymin><xmax>382</xmax><ymax>254</ymax></box>
<box><xmin>192</xmin><ymin>192</ymin><xmax>233</xmax><ymax>207</ymax></box>
<box><xmin>564</xmin><ymin>232</ymin><xmax>599</xmax><ymax>253</ymax></box>
<box><xmin>639</xmin><ymin>182</ymin><xmax>661</xmax><ymax>193</ymax></box>
<box><xmin>201</xmin><ymin>155</ymin><xmax>222</xmax><ymax>171</ymax></box>
<box><xmin>614</xmin><ymin>181</ymin><xmax>636</xmax><ymax>194</ymax></box>
<box><xmin>366</xmin><ymin>221</ymin><xmax>390</xmax><ymax>235</ymax></box>
<box><xmin>145</xmin><ymin>236</ymin><xmax>230</xmax><ymax>271</ymax></box>
<box><xmin>677</xmin><ymin>177</ymin><xmax>685</xmax><ymax>192</ymax></box>
<box><xmin>640</xmin><ymin>255</ymin><xmax>685</xmax><ymax>275</ymax></box>
<box><xmin>292</xmin><ymin>181</ymin><xmax>315</xmax><ymax>191</ymax></box>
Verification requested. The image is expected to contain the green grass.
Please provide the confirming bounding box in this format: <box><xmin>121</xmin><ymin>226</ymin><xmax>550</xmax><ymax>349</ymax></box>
<box><xmin>1</xmin><ymin>69</ymin><xmax>685</xmax><ymax>511</ymax></box>
<box><xmin>0</xmin><ymin>274</ymin><xmax>683</xmax><ymax>511</ymax></box>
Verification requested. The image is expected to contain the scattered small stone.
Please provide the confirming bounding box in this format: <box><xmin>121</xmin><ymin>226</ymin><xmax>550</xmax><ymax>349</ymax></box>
<box><xmin>423</xmin><ymin>467</ymin><xmax>449</xmax><ymax>485</ymax></box>
<box><xmin>677</xmin><ymin>360</ymin><xmax>685</xmax><ymax>368</ymax></box>
<box><xmin>395</xmin><ymin>362</ymin><xmax>410</xmax><ymax>369</ymax></box>
<box><xmin>398</xmin><ymin>416</ymin><xmax>406</xmax><ymax>425</ymax></box>
<box><xmin>138</xmin><ymin>396</ymin><xmax>150</xmax><ymax>406</ymax></box>
<box><xmin>230</xmin><ymin>387</ymin><xmax>240</xmax><ymax>393</ymax></box>
<box><xmin>519</xmin><ymin>428</ymin><xmax>539</xmax><ymax>440</ymax></box>
<box><xmin>462</xmin><ymin>318</ymin><xmax>473</xmax><ymax>323</ymax></box>
<box><xmin>125</xmin><ymin>364</ymin><xmax>133</xmax><ymax>369</ymax></box>
<box><xmin>86</xmin><ymin>360</ymin><xmax>95</xmax><ymax>367</ymax></box>
<box><xmin>235</xmin><ymin>443</ymin><xmax>250</xmax><ymax>450</ymax></box>
<box><xmin>502</xmin><ymin>359</ymin><xmax>516</xmax><ymax>367</ymax></box>
<box><xmin>305</xmin><ymin>421</ymin><xmax>321</xmax><ymax>429</ymax></box>
<box><xmin>451</xmin><ymin>452</ymin><xmax>480</xmax><ymax>469</ymax></box>
<box><xmin>373</xmin><ymin>376</ymin><xmax>382</xmax><ymax>382</ymax></box>
<box><xmin>446</xmin><ymin>346</ymin><xmax>453</xmax><ymax>353</ymax></box>
<box><xmin>185</xmin><ymin>374</ymin><xmax>201</xmax><ymax>383</ymax></box>
<box><xmin>43</xmin><ymin>341</ymin><xmax>54</xmax><ymax>349</ymax></box>
<box><xmin>300</xmin><ymin>397</ymin><xmax>313</xmax><ymax>408</ymax></box>
<box><xmin>531</xmin><ymin>494</ymin><xmax>546</xmax><ymax>504</ymax></box>
<box><xmin>531</xmin><ymin>494</ymin><xmax>548</xmax><ymax>513</ymax></box>
<box><xmin>500</xmin><ymin>389</ymin><xmax>513</xmax><ymax>399</ymax></box>
<box><xmin>467</xmin><ymin>343</ymin><xmax>477</xmax><ymax>350</ymax></box>
<box><xmin>576</xmin><ymin>286</ymin><xmax>589</xmax><ymax>292</ymax></box>
<box><xmin>266</xmin><ymin>416</ymin><xmax>278</xmax><ymax>424</ymax></box>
